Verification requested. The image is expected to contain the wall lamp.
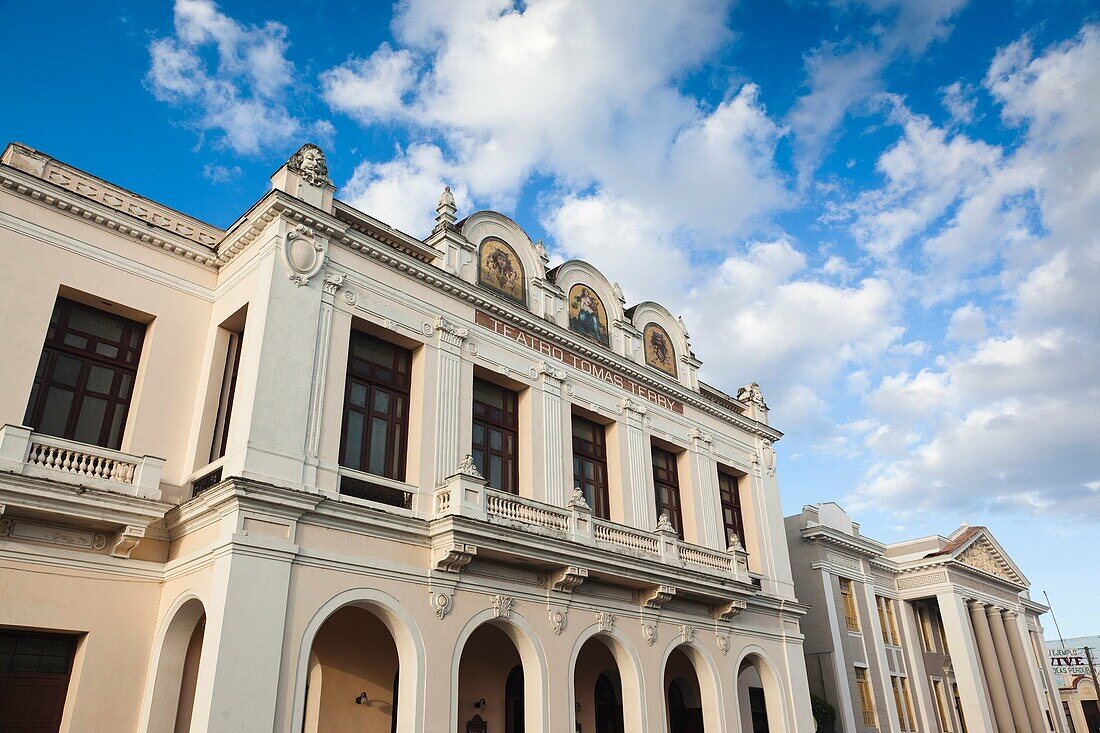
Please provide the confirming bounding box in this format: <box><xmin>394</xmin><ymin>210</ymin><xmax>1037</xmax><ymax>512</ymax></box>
<box><xmin>474</xmin><ymin>698</ymin><xmax>487</xmax><ymax>709</ymax></box>
<box><xmin>355</xmin><ymin>692</ymin><xmax>369</xmax><ymax>705</ymax></box>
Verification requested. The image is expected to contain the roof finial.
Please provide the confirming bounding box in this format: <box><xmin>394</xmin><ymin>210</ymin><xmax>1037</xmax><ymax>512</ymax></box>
<box><xmin>435</xmin><ymin>185</ymin><xmax>457</xmax><ymax>232</ymax></box>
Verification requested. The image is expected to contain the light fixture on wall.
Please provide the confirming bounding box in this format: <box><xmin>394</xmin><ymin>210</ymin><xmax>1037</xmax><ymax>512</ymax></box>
<box><xmin>474</xmin><ymin>698</ymin><xmax>486</xmax><ymax>710</ymax></box>
<box><xmin>355</xmin><ymin>692</ymin><xmax>369</xmax><ymax>705</ymax></box>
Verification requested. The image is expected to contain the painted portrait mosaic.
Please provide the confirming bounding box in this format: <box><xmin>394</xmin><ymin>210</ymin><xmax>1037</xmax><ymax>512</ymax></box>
<box><xmin>478</xmin><ymin>239</ymin><xmax>525</xmax><ymax>303</ymax></box>
<box><xmin>567</xmin><ymin>284</ymin><xmax>609</xmax><ymax>346</ymax></box>
<box><xmin>643</xmin><ymin>323</ymin><xmax>677</xmax><ymax>377</ymax></box>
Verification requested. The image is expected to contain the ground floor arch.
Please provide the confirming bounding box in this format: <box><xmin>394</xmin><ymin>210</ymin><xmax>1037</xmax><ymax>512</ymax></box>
<box><xmin>665</xmin><ymin>647</ymin><xmax>706</xmax><ymax>733</ymax></box>
<box><xmin>737</xmin><ymin>651</ymin><xmax>787</xmax><ymax>733</ymax></box>
<box><xmin>456</xmin><ymin>615</ymin><xmax>550</xmax><ymax>733</ymax></box>
<box><xmin>142</xmin><ymin>596</ymin><xmax>206</xmax><ymax>733</ymax></box>
<box><xmin>574</xmin><ymin>636</ymin><xmax>626</xmax><ymax>733</ymax></box>
<box><xmin>300</xmin><ymin>604</ymin><xmax>400</xmax><ymax>733</ymax></box>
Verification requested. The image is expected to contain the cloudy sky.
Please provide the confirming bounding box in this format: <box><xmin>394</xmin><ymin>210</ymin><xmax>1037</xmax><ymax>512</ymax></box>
<box><xmin>2</xmin><ymin>0</ymin><xmax>1097</xmax><ymax>635</ymax></box>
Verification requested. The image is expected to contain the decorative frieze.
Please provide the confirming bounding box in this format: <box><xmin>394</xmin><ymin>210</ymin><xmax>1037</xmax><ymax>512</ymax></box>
<box><xmin>0</xmin><ymin>517</ymin><xmax>108</xmax><ymax>553</ymax></box>
<box><xmin>896</xmin><ymin>571</ymin><xmax>948</xmax><ymax>590</ymax></box>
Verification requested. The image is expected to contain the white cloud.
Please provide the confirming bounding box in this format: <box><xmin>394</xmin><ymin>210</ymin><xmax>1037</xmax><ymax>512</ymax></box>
<box><xmin>146</xmin><ymin>0</ymin><xmax>328</xmax><ymax>155</ymax></box>
<box><xmin>321</xmin><ymin>44</ymin><xmax>418</xmax><ymax>124</ymax></box>
<box><xmin>201</xmin><ymin>163</ymin><xmax>242</xmax><ymax>184</ymax></box>
<box><xmin>940</xmin><ymin>80</ymin><xmax>978</xmax><ymax>125</ymax></box>
<box><xmin>849</xmin><ymin>25</ymin><xmax>1100</xmax><ymax>520</ymax></box>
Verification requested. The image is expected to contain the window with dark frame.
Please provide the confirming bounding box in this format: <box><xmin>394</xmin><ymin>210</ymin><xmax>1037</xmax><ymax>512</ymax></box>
<box><xmin>572</xmin><ymin>414</ymin><xmax>610</xmax><ymax>519</ymax></box>
<box><xmin>717</xmin><ymin>469</ymin><xmax>746</xmax><ymax>549</ymax></box>
<box><xmin>472</xmin><ymin>378</ymin><xmax>519</xmax><ymax>493</ymax></box>
<box><xmin>209</xmin><ymin>329</ymin><xmax>243</xmax><ymax>463</ymax></box>
<box><xmin>24</xmin><ymin>297</ymin><xmax>146</xmax><ymax>450</ymax></box>
<box><xmin>651</xmin><ymin>444</ymin><xmax>684</xmax><ymax>536</ymax></box>
<box><xmin>339</xmin><ymin>331</ymin><xmax>411</xmax><ymax>481</ymax></box>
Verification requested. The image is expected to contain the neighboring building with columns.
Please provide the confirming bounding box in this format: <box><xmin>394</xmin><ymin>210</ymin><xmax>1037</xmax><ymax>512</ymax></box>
<box><xmin>0</xmin><ymin>141</ymin><xmax>815</xmax><ymax>732</ymax></box>
<box><xmin>786</xmin><ymin>503</ymin><xmax>1065</xmax><ymax>733</ymax></box>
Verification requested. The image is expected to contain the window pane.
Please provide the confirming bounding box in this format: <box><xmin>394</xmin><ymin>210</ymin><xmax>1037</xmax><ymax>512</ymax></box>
<box><xmin>473</xmin><ymin>423</ymin><xmax>485</xmax><ymax>445</ymax></box>
<box><xmin>349</xmin><ymin>382</ymin><xmax>367</xmax><ymax>407</ymax></box>
<box><xmin>473</xmin><ymin>379</ymin><xmax>506</xmax><ymax>409</ymax></box>
<box><xmin>108</xmin><ymin>406</ymin><xmax>125</xmax><ymax>448</ymax></box>
<box><xmin>87</xmin><ymin>364</ymin><xmax>115</xmax><ymax>394</ymax></box>
<box><xmin>472</xmin><ymin>449</ymin><xmax>486</xmax><ymax>476</ymax></box>
<box><xmin>53</xmin><ymin>354</ymin><xmax>82</xmax><ymax>386</ymax></box>
<box><xmin>490</xmin><ymin>429</ymin><xmax>503</xmax><ymax>451</ymax></box>
<box><xmin>368</xmin><ymin>417</ymin><xmax>389</xmax><ymax>474</ymax></box>
<box><xmin>69</xmin><ymin>308</ymin><xmax>124</xmax><ymax>341</ymax></box>
<box><xmin>39</xmin><ymin>387</ymin><xmax>74</xmax><ymax>436</ymax></box>
<box><xmin>490</xmin><ymin>455</ymin><xmax>503</xmax><ymax>489</ymax></box>
<box><xmin>94</xmin><ymin>342</ymin><xmax>119</xmax><ymax>358</ymax></box>
<box><xmin>373</xmin><ymin>390</ymin><xmax>390</xmax><ymax>413</ymax></box>
<box><xmin>63</xmin><ymin>333</ymin><xmax>88</xmax><ymax>349</ymax></box>
<box><xmin>73</xmin><ymin>396</ymin><xmax>108</xmax><ymax>444</ymax></box>
<box><xmin>343</xmin><ymin>411</ymin><xmax>364</xmax><ymax>467</ymax></box>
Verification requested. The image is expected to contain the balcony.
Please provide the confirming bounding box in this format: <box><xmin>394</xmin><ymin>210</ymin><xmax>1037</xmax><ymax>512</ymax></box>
<box><xmin>428</xmin><ymin>467</ymin><xmax>755</xmax><ymax>606</ymax></box>
<box><xmin>0</xmin><ymin>425</ymin><xmax>164</xmax><ymax>501</ymax></box>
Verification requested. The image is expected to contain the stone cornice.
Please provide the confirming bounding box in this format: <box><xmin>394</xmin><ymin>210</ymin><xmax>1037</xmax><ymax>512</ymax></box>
<box><xmin>894</xmin><ymin>555</ymin><xmax>1028</xmax><ymax>593</ymax></box>
<box><xmin>801</xmin><ymin>524</ymin><xmax>886</xmax><ymax>558</ymax></box>
<box><xmin>0</xmin><ymin>160</ymin><xmax>220</xmax><ymax>267</ymax></box>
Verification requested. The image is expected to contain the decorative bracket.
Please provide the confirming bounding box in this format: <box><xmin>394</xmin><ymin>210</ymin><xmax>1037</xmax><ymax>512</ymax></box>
<box><xmin>433</xmin><ymin>542</ymin><xmax>477</xmax><ymax>573</ymax></box>
<box><xmin>546</xmin><ymin>566</ymin><xmax>588</xmax><ymax>593</ymax></box>
<box><xmin>634</xmin><ymin>584</ymin><xmax>676</xmax><ymax>610</ymax></box>
<box><xmin>111</xmin><ymin>525</ymin><xmax>146</xmax><ymax>559</ymax></box>
<box><xmin>714</xmin><ymin>599</ymin><xmax>748</xmax><ymax>622</ymax></box>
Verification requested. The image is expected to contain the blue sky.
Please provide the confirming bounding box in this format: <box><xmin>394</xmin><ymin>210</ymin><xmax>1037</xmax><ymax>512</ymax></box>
<box><xmin>2</xmin><ymin>0</ymin><xmax>1097</xmax><ymax>635</ymax></box>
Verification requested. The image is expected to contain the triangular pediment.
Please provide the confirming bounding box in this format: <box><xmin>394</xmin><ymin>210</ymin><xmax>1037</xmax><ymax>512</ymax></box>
<box><xmin>951</xmin><ymin>531</ymin><xmax>1026</xmax><ymax>586</ymax></box>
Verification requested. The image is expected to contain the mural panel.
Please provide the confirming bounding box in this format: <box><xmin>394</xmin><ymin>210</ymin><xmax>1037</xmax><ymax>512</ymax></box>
<box><xmin>478</xmin><ymin>239</ymin><xmax>526</xmax><ymax>303</ymax></box>
<box><xmin>643</xmin><ymin>323</ymin><xmax>678</xmax><ymax>377</ymax></box>
<box><xmin>568</xmin><ymin>284</ymin><xmax>610</xmax><ymax>346</ymax></box>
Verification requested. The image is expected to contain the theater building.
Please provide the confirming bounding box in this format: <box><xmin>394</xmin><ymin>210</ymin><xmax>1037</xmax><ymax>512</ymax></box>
<box><xmin>0</xmin><ymin>141</ymin><xmax>816</xmax><ymax>732</ymax></box>
<box><xmin>1046</xmin><ymin>635</ymin><xmax>1100</xmax><ymax>733</ymax></box>
<box><xmin>786</xmin><ymin>503</ymin><xmax>1066</xmax><ymax>733</ymax></box>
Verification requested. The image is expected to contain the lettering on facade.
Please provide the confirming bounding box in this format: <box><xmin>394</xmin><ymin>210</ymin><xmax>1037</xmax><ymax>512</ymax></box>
<box><xmin>475</xmin><ymin>310</ymin><xmax>685</xmax><ymax>414</ymax></box>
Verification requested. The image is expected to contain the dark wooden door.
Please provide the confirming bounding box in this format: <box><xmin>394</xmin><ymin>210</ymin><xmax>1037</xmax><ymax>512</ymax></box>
<box><xmin>1083</xmin><ymin>700</ymin><xmax>1100</xmax><ymax>733</ymax></box>
<box><xmin>749</xmin><ymin>687</ymin><xmax>771</xmax><ymax>733</ymax></box>
<box><xmin>0</xmin><ymin>631</ymin><xmax>77</xmax><ymax>733</ymax></box>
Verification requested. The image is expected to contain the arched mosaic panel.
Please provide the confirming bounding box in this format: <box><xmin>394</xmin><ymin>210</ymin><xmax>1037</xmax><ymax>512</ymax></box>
<box><xmin>567</xmin><ymin>284</ymin><xmax>610</xmax><ymax>346</ymax></box>
<box><xmin>478</xmin><ymin>238</ymin><xmax>526</xmax><ymax>304</ymax></box>
<box><xmin>643</xmin><ymin>323</ymin><xmax>678</xmax><ymax>377</ymax></box>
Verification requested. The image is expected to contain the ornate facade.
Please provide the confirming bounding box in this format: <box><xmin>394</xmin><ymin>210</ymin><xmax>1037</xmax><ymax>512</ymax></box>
<box><xmin>786</xmin><ymin>503</ymin><xmax>1066</xmax><ymax>733</ymax></box>
<box><xmin>0</xmin><ymin>141</ymin><xmax>814</xmax><ymax>732</ymax></box>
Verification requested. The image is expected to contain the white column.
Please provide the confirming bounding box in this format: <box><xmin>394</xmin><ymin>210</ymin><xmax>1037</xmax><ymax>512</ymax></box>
<box><xmin>987</xmin><ymin>605</ymin><xmax>1032</xmax><ymax>731</ymax></box>
<box><xmin>897</xmin><ymin>601</ymin><xmax>938</xmax><ymax>733</ymax></box>
<box><xmin>936</xmin><ymin>593</ymin><xmax>996</xmax><ymax>732</ymax></box>
<box><xmin>433</xmin><ymin>316</ymin><xmax>468</xmax><ymax>485</ymax></box>
<box><xmin>862</xmin><ymin>584</ymin><xmax>902</xmax><ymax>733</ymax></box>
<box><xmin>301</xmin><ymin>272</ymin><xmax>342</xmax><ymax>488</ymax></box>
<box><xmin>620</xmin><ymin>399</ymin><xmax>652</xmax><ymax>529</ymax></box>
<box><xmin>686</xmin><ymin>428</ymin><xmax>722</xmax><ymax>548</ymax></box>
<box><xmin>1003</xmin><ymin>610</ymin><xmax>1047</xmax><ymax>732</ymax></box>
<box><xmin>537</xmin><ymin>363</ymin><xmax>567</xmax><ymax>506</ymax></box>
<box><xmin>188</xmin><ymin>539</ymin><xmax>295</xmax><ymax>732</ymax></box>
<box><xmin>820</xmin><ymin>572</ymin><xmax>859</xmax><ymax>733</ymax></box>
<box><xmin>968</xmin><ymin>599</ymin><xmax>1016</xmax><ymax>732</ymax></box>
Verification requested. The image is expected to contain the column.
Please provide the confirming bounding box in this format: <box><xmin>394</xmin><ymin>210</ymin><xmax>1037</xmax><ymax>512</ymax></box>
<box><xmin>686</xmin><ymin>428</ymin><xmax>722</xmax><ymax>548</ymax></box>
<box><xmin>936</xmin><ymin>593</ymin><xmax>996</xmax><ymax>732</ymax></box>
<box><xmin>1004</xmin><ymin>610</ymin><xmax>1049</xmax><ymax>732</ymax></box>
<box><xmin>862</xmin><ymin>583</ymin><xmax>902</xmax><ymax>733</ymax></box>
<box><xmin>433</xmin><ymin>316</ymin><xmax>468</xmax><ymax>486</ymax></box>
<box><xmin>968</xmin><ymin>599</ymin><xmax>1017</xmax><ymax>732</ymax></box>
<box><xmin>537</xmin><ymin>363</ymin><xmax>567</xmax><ymax>506</ymax></box>
<box><xmin>821</xmin><ymin>573</ymin><xmax>859</xmax><ymax>733</ymax></box>
<box><xmin>988</xmin><ymin>606</ymin><xmax>1032</xmax><ymax>731</ymax></box>
<box><xmin>301</xmin><ymin>271</ymin><xmax>342</xmax><ymax>487</ymax></box>
<box><xmin>620</xmin><ymin>399</ymin><xmax>651</xmax><ymax>529</ymax></box>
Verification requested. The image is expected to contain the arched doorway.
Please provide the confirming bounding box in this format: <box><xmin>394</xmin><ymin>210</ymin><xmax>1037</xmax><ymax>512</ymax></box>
<box><xmin>301</xmin><ymin>605</ymin><xmax>400</xmax><ymax>733</ymax></box>
<box><xmin>665</xmin><ymin>648</ymin><xmax>704</xmax><ymax>733</ymax></box>
<box><xmin>737</xmin><ymin>654</ymin><xmax>784</xmax><ymax>733</ymax></box>
<box><xmin>573</xmin><ymin>636</ymin><xmax>626</xmax><ymax>733</ymax></box>
<box><xmin>458</xmin><ymin>623</ymin><xmax>532</xmax><ymax>733</ymax></box>
<box><xmin>143</xmin><ymin>597</ymin><xmax>206</xmax><ymax>733</ymax></box>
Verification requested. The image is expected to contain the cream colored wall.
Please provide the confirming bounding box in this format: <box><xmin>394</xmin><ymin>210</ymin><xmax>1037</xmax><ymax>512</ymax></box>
<box><xmin>0</xmin><ymin>557</ymin><xmax>160</xmax><ymax>731</ymax></box>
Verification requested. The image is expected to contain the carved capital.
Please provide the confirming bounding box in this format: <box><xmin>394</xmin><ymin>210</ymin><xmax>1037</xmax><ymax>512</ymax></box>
<box><xmin>435</xmin><ymin>315</ymin><xmax>469</xmax><ymax>346</ymax></box>
<box><xmin>547</xmin><ymin>565</ymin><xmax>588</xmax><ymax>593</ymax></box>
<box><xmin>322</xmin><ymin>271</ymin><xmax>345</xmax><ymax>296</ymax></box>
<box><xmin>634</xmin><ymin>585</ymin><xmax>676</xmax><ymax>610</ymax></box>
<box><xmin>688</xmin><ymin>426</ymin><xmax>713</xmax><ymax>447</ymax></box>
<box><xmin>537</xmin><ymin>360</ymin><xmax>566</xmax><ymax>385</ymax></box>
<box><xmin>714</xmin><ymin>599</ymin><xmax>748</xmax><ymax>622</ymax></box>
<box><xmin>619</xmin><ymin>397</ymin><xmax>648</xmax><ymax>416</ymax></box>
<box><xmin>433</xmin><ymin>543</ymin><xmax>477</xmax><ymax>573</ymax></box>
